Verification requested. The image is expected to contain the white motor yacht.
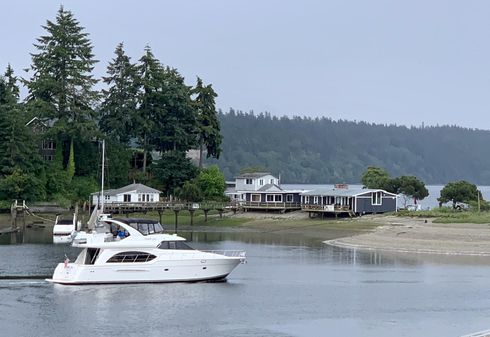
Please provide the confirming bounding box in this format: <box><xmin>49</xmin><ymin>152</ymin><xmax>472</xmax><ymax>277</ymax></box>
<box><xmin>47</xmin><ymin>217</ymin><xmax>246</xmax><ymax>285</ymax></box>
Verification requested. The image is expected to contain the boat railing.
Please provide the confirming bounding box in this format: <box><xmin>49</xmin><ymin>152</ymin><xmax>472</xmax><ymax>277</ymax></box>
<box><xmin>460</xmin><ymin>329</ymin><xmax>490</xmax><ymax>337</ymax></box>
<box><xmin>202</xmin><ymin>250</ymin><xmax>246</xmax><ymax>259</ymax></box>
<box><xmin>163</xmin><ymin>250</ymin><xmax>246</xmax><ymax>262</ymax></box>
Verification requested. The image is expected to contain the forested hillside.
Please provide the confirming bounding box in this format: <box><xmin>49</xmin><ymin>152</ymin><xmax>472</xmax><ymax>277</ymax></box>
<box><xmin>210</xmin><ymin>110</ymin><xmax>490</xmax><ymax>185</ymax></box>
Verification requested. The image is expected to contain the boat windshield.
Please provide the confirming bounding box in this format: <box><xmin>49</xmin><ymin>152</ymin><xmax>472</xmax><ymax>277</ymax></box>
<box><xmin>128</xmin><ymin>222</ymin><xmax>164</xmax><ymax>235</ymax></box>
<box><xmin>158</xmin><ymin>241</ymin><xmax>194</xmax><ymax>250</ymax></box>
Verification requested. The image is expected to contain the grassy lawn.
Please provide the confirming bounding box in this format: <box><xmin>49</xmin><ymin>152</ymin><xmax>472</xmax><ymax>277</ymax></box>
<box><xmin>394</xmin><ymin>209</ymin><xmax>490</xmax><ymax>224</ymax></box>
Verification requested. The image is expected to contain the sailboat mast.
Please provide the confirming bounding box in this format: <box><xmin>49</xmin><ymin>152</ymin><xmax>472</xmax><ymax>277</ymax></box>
<box><xmin>101</xmin><ymin>139</ymin><xmax>105</xmax><ymax>212</ymax></box>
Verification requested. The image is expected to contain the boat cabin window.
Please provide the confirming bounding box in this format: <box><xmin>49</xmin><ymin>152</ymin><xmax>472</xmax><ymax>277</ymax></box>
<box><xmin>158</xmin><ymin>241</ymin><xmax>194</xmax><ymax>250</ymax></box>
<box><xmin>107</xmin><ymin>251</ymin><xmax>156</xmax><ymax>263</ymax></box>
<box><xmin>128</xmin><ymin>222</ymin><xmax>164</xmax><ymax>235</ymax></box>
<box><xmin>109</xmin><ymin>224</ymin><xmax>130</xmax><ymax>239</ymax></box>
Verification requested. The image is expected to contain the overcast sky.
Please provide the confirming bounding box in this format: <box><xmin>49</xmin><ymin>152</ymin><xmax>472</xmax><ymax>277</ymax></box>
<box><xmin>1</xmin><ymin>0</ymin><xmax>490</xmax><ymax>129</ymax></box>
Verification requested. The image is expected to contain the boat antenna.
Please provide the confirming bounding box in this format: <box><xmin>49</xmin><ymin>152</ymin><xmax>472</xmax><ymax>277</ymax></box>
<box><xmin>101</xmin><ymin>139</ymin><xmax>105</xmax><ymax>213</ymax></box>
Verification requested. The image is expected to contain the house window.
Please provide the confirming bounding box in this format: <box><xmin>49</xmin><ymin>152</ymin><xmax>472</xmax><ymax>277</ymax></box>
<box><xmin>105</xmin><ymin>195</ymin><xmax>110</xmax><ymax>201</ymax></box>
<box><xmin>372</xmin><ymin>192</ymin><xmax>382</xmax><ymax>205</ymax></box>
<box><xmin>251</xmin><ymin>194</ymin><xmax>261</xmax><ymax>202</ymax></box>
<box><xmin>270</xmin><ymin>179</ymin><xmax>274</xmax><ymax>184</ymax></box>
<box><xmin>138</xmin><ymin>194</ymin><xmax>142</xmax><ymax>202</ymax></box>
<box><xmin>266</xmin><ymin>194</ymin><xmax>282</xmax><ymax>202</ymax></box>
<box><xmin>305</xmin><ymin>196</ymin><xmax>309</xmax><ymax>203</ymax></box>
<box><xmin>286</xmin><ymin>194</ymin><xmax>293</xmax><ymax>202</ymax></box>
<box><xmin>123</xmin><ymin>194</ymin><xmax>131</xmax><ymax>202</ymax></box>
<box><xmin>43</xmin><ymin>155</ymin><xmax>53</xmax><ymax>161</ymax></box>
<box><xmin>245</xmin><ymin>179</ymin><xmax>253</xmax><ymax>185</ymax></box>
<box><xmin>42</xmin><ymin>140</ymin><xmax>56</xmax><ymax>150</ymax></box>
<box><xmin>313</xmin><ymin>196</ymin><xmax>318</xmax><ymax>204</ymax></box>
<box><xmin>150</xmin><ymin>194</ymin><xmax>154</xmax><ymax>202</ymax></box>
<box><xmin>259</xmin><ymin>179</ymin><xmax>264</xmax><ymax>185</ymax></box>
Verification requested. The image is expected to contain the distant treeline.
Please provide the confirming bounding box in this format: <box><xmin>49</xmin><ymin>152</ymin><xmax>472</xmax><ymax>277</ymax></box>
<box><xmin>209</xmin><ymin>109</ymin><xmax>490</xmax><ymax>185</ymax></box>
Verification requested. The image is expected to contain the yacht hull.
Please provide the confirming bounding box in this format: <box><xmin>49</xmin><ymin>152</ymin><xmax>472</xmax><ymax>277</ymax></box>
<box><xmin>48</xmin><ymin>257</ymin><xmax>241</xmax><ymax>285</ymax></box>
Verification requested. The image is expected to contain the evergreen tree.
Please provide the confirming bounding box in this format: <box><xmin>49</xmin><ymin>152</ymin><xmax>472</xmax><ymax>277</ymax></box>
<box><xmin>100</xmin><ymin>42</ymin><xmax>138</xmax><ymax>144</ymax></box>
<box><xmin>153</xmin><ymin>151</ymin><xmax>199</xmax><ymax>196</ymax></box>
<box><xmin>0</xmin><ymin>73</ymin><xmax>46</xmax><ymax>200</ymax></box>
<box><xmin>25</xmin><ymin>6</ymin><xmax>99</xmax><ymax>168</ymax></box>
<box><xmin>192</xmin><ymin>77</ymin><xmax>222</xmax><ymax>168</ymax></box>
<box><xmin>149</xmin><ymin>67</ymin><xmax>197</xmax><ymax>153</ymax></box>
<box><xmin>135</xmin><ymin>45</ymin><xmax>161</xmax><ymax>173</ymax></box>
<box><xmin>3</xmin><ymin>64</ymin><xmax>19</xmax><ymax>101</ymax></box>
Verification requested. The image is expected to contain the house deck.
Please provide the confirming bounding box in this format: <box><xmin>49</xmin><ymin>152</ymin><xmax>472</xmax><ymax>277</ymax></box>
<box><xmin>236</xmin><ymin>202</ymin><xmax>301</xmax><ymax>212</ymax></box>
<box><xmin>302</xmin><ymin>204</ymin><xmax>356</xmax><ymax>217</ymax></box>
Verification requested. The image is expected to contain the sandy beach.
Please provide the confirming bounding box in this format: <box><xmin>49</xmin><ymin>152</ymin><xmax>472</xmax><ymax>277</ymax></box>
<box><xmin>223</xmin><ymin>212</ymin><xmax>490</xmax><ymax>257</ymax></box>
<box><xmin>324</xmin><ymin>215</ymin><xmax>490</xmax><ymax>256</ymax></box>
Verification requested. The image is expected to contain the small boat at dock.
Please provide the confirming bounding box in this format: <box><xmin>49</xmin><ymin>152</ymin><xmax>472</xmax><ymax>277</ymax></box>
<box><xmin>52</xmin><ymin>215</ymin><xmax>78</xmax><ymax>244</ymax></box>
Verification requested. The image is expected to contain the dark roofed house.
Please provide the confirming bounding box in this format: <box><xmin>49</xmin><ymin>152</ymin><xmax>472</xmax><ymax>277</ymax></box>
<box><xmin>300</xmin><ymin>185</ymin><xmax>397</xmax><ymax>217</ymax></box>
<box><xmin>25</xmin><ymin>117</ymin><xmax>57</xmax><ymax>162</ymax></box>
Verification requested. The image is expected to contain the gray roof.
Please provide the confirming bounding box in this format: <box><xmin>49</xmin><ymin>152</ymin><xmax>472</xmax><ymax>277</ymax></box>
<box><xmin>236</xmin><ymin>172</ymin><xmax>272</xmax><ymax>178</ymax></box>
<box><xmin>92</xmin><ymin>183</ymin><xmax>161</xmax><ymax>196</ymax></box>
<box><xmin>257</xmin><ymin>183</ymin><xmax>283</xmax><ymax>192</ymax></box>
<box><xmin>300</xmin><ymin>188</ymin><xmax>397</xmax><ymax>197</ymax></box>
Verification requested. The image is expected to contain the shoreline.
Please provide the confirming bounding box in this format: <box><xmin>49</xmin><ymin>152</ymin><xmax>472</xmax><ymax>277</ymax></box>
<box><xmin>4</xmin><ymin>210</ymin><xmax>490</xmax><ymax>258</ymax></box>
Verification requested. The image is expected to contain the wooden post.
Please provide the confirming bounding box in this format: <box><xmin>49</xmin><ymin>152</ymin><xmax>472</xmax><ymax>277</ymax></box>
<box><xmin>158</xmin><ymin>210</ymin><xmax>162</xmax><ymax>224</ymax></box>
<box><xmin>174</xmin><ymin>210</ymin><xmax>180</xmax><ymax>233</ymax></box>
<box><xmin>10</xmin><ymin>201</ymin><xmax>17</xmax><ymax>230</ymax></box>
<box><xmin>203</xmin><ymin>209</ymin><xmax>209</xmax><ymax>222</ymax></box>
<box><xmin>189</xmin><ymin>210</ymin><xmax>195</xmax><ymax>226</ymax></box>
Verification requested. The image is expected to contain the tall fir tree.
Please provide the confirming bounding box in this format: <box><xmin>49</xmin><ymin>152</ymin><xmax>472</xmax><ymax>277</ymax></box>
<box><xmin>25</xmin><ymin>6</ymin><xmax>99</xmax><ymax>168</ymax></box>
<box><xmin>135</xmin><ymin>45</ymin><xmax>161</xmax><ymax>173</ymax></box>
<box><xmin>191</xmin><ymin>77</ymin><xmax>222</xmax><ymax>168</ymax></box>
<box><xmin>100</xmin><ymin>42</ymin><xmax>139</xmax><ymax>145</ymax></box>
<box><xmin>149</xmin><ymin>67</ymin><xmax>197</xmax><ymax>153</ymax></box>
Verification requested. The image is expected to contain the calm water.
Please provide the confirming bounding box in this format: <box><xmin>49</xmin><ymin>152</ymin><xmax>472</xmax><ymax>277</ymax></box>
<box><xmin>1</xmin><ymin>232</ymin><xmax>490</xmax><ymax>337</ymax></box>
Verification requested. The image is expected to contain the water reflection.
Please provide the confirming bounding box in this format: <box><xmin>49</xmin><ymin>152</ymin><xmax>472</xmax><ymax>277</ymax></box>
<box><xmin>1</xmin><ymin>233</ymin><xmax>490</xmax><ymax>336</ymax></box>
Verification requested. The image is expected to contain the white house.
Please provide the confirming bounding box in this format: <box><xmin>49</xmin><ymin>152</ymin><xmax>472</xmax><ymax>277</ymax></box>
<box><xmin>226</xmin><ymin>172</ymin><xmax>282</xmax><ymax>201</ymax></box>
<box><xmin>91</xmin><ymin>183</ymin><xmax>161</xmax><ymax>206</ymax></box>
<box><xmin>235</xmin><ymin>172</ymin><xmax>279</xmax><ymax>191</ymax></box>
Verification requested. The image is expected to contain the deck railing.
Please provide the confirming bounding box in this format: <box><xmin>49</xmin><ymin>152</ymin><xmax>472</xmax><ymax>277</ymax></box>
<box><xmin>301</xmin><ymin>204</ymin><xmax>352</xmax><ymax>212</ymax></box>
<box><xmin>240</xmin><ymin>202</ymin><xmax>301</xmax><ymax>209</ymax></box>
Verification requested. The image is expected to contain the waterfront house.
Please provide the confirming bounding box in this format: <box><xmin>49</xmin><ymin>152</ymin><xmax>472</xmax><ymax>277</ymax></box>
<box><xmin>226</xmin><ymin>172</ymin><xmax>302</xmax><ymax>211</ymax></box>
<box><xmin>91</xmin><ymin>183</ymin><xmax>161</xmax><ymax>207</ymax></box>
<box><xmin>300</xmin><ymin>184</ymin><xmax>397</xmax><ymax>216</ymax></box>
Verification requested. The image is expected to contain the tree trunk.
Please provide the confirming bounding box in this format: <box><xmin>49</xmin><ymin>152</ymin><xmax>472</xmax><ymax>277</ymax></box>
<box><xmin>198</xmin><ymin>139</ymin><xmax>204</xmax><ymax>169</ymax></box>
<box><xmin>142</xmin><ymin>133</ymin><xmax>147</xmax><ymax>174</ymax></box>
